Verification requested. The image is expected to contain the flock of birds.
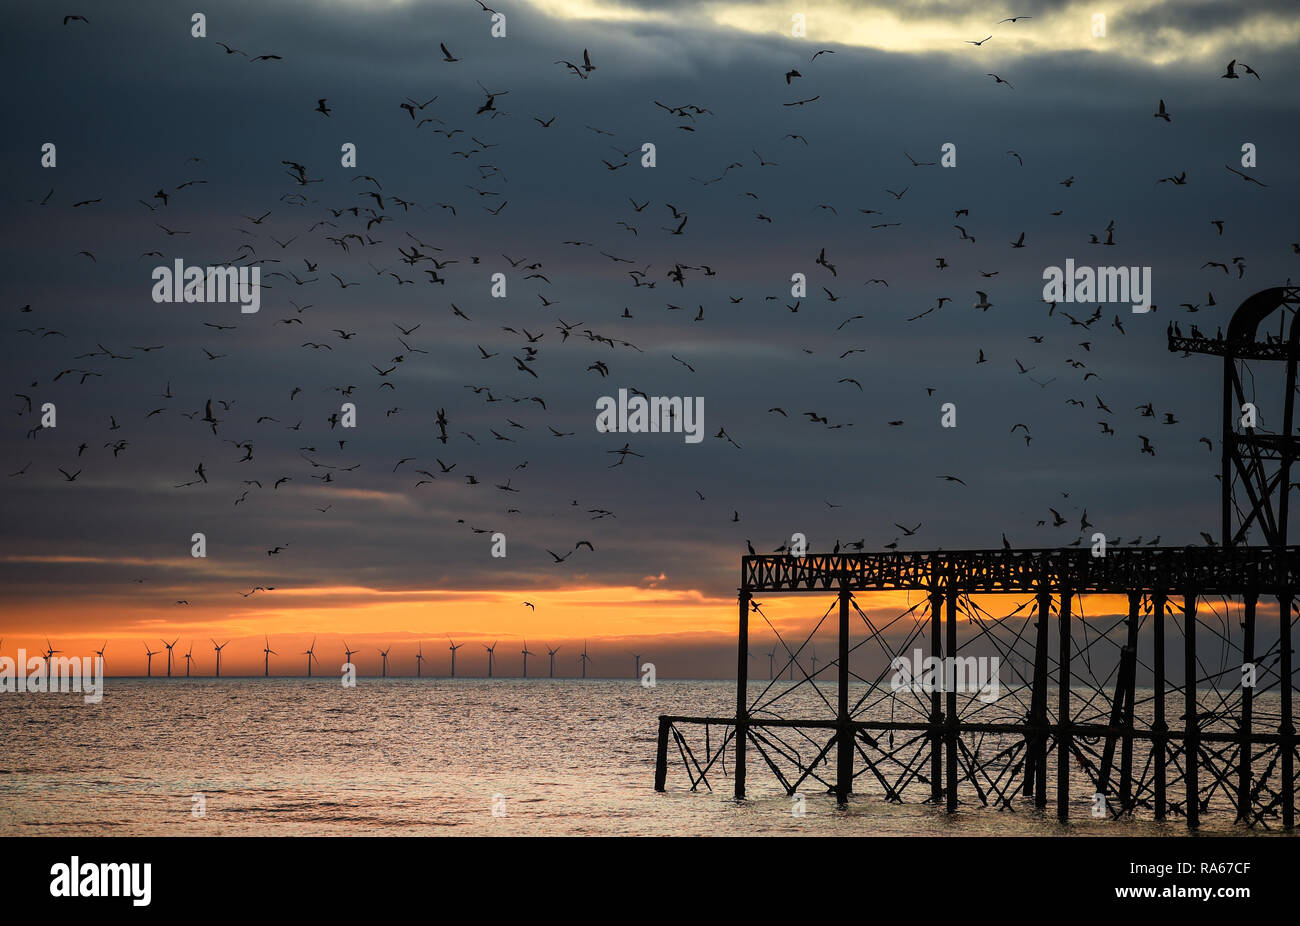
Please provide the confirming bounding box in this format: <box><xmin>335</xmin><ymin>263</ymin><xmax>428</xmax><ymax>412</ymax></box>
<box><xmin>8</xmin><ymin>10</ymin><xmax>1290</xmax><ymax>672</ymax></box>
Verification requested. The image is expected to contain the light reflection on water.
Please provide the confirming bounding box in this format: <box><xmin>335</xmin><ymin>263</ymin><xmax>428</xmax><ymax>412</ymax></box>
<box><xmin>0</xmin><ymin>679</ymin><xmax>1285</xmax><ymax>836</ymax></box>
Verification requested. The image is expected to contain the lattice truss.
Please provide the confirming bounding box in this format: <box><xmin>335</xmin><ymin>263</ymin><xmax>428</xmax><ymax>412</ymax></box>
<box><xmin>658</xmin><ymin>588</ymin><xmax>1297</xmax><ymax>828</ymax></box>
<box><xmin>1169</xmin><ymin>284</ymin><xmax>1300</xmax><ymax>548</ymax></box>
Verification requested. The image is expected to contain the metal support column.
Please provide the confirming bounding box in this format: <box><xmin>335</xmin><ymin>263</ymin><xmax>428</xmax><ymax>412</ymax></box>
<box><xmin>1185</xmin><ymin>593</ymin><xmax>1199</xmax><ymax>829</ymax></box>
<box><xmin>929</xmin><ymin>586</ymin><xmax>943</xmax><ymax>804</ymax></box>
<box><xmin>735</xmin><ymin>589</ymin><xmax>750</xmax><ymax>800</ymax></box>
<box><xmin>1032</xmin><ymin>589</ymin><xmax>1051</xmax><ymax>807</ymax></box>
<box><xmin>1153</xmin><ymin>592</ymin><xmax>1167</xmax><ymax>821</ymax></box>
<box><xmin>1282</xmin><ymin>592</ymin><xmax>1295</xmax><ymax>831</ymax></box>
<box><xmin>1238</xmin><ymin>592</ymin><xmax>1256</xmax><ymax>822</ymax></box>
<box><xmin>1119</xmin><ymin>593</ymin><xmax>1140</xmax><ymax>814</ymax></box>
<box><xmin>836</xmin><ymin>583</ymin><xmax>852</xmax><ymax>804</ymax></box>
<box><xmin>654</xmin><ymin>716</ymin><xmax>670</xmax><ymax>792</ymax></box>
<box><xmin>1057</xmin><ymin>587</ymin><xmax>1072</xmax><ymax>823</ymax></box>
<box><xmin>945</xmin><ymin>584</ymin><xmax>959</xmax><ymax>813</ymax></box>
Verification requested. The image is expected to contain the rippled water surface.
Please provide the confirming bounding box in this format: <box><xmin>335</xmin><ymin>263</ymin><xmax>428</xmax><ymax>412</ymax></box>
<box><xmin>0</xmin><ymin>679</ymin><xmax>1284</xmax><ymax>836</ymax></box>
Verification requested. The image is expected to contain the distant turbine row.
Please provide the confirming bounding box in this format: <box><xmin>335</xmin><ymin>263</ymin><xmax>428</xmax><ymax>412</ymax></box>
<box><xmin>12</xmin><ymin>637</ymin><xmax>632</xmax><ymax>678</ymax></box>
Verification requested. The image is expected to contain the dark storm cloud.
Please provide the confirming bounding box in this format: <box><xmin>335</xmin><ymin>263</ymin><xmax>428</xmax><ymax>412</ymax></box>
<box><xmin>1119</xmin><ymin>0</ymin><xmax>1300</xmax><ymax>33</ymax></box>
<box><xmin>2</xmin><ymin>0</ymin><xmax>1298</xmax><ymax>629</ymax></box>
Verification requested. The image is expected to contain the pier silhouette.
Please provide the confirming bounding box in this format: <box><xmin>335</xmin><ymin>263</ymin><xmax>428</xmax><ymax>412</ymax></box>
<box><xmin>657</xmin><ymin>288</ymin><xmax>1300</xmax><ymax>829</ymax></box>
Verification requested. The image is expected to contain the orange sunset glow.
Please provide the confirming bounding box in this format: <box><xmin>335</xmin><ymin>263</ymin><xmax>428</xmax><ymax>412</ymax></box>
<box><xmin>0</xmin><ymin>585</ymin><xmax>1157</xmax><ymax>676</ymax></box>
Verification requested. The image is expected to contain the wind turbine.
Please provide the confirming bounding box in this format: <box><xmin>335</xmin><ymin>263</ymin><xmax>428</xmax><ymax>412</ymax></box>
<box><xmin>415</xmin><ymin>642</ymin><xmax>424</xmax><ymax>677</ymax></box>
<box><xmin>810</xmin><ymin>643</ymin><xmax>818</xmax><ymax>679</ymax></box>
<box><xmin>545</xmin><ymin>643</ymin><xmax>561</xmax><ymax>678</ymax></box>
<box><xmin>448</xmin><ymin>637</ymin><xmax>464</xmax><ymax>677</ymax></box>
<box><xmin>44</xmin><ymin>639</ymin><xmax>60</xmax><ymax>684</ymax></box>
<box><xmin>521</xmin><ymin>639</ymin><xmax>534</xmax><ymax>678</ymax></box>
<box><xmin>143</xmin><ymin>641</ymin><xmax>157</xmax><ymax>678</ymax></box>
<box><xmin>767</xmin><ymin>646</ymin><xmax>776</xmax><ymax>681</ymax></box>
<box><xmin>343</xmin><ymin>640</ymin><xmax>359</xmax><ymax>672</ymax></box>
<box><xmin>303</xmin><ymin>637</ymin><xmax>319</xmax><ymax>677</ymax></box>
<box><xmin>579</xmin><ymin>640</ymin><xmax>591</xmax><ymax>678</ymax></box>
<box><xmin>162</xmin><ymin>638</ymin><xmax>178</xmax><ymax>677</ymax></box>
<box><xmin>263</xmin><ymin>636</ymin><xmax>276</xmax><ymax>676</ymax></box>
<box><xmin>631</xmin><ymin>652</ymin><xmax>642</xmax><ymax>679</ymax></box>
<box><xmin>184</xmin><ymin>642</ymin><xmax>194</xmax><ymax>677</ymax></box>
<box><xmin>484</xmin><ymin>641</ymin><xmax>497</xmax><ymax>678</ymax></box>
<box><xmin>212</xmin><ymin>639</ymin><xmax>229</xmax><ymax>677</ymax></box>
<box><xmin>378</xmin><ymin>645</ymin><xmax>391</xmax><ymax>677</ymax></box>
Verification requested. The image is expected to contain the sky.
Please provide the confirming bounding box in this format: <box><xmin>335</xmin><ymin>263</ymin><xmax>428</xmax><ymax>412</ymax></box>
<box><xmin>1</xmin><ymin>0</ymin><xmax>1298</xmax><ymax>676</ymax></box>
